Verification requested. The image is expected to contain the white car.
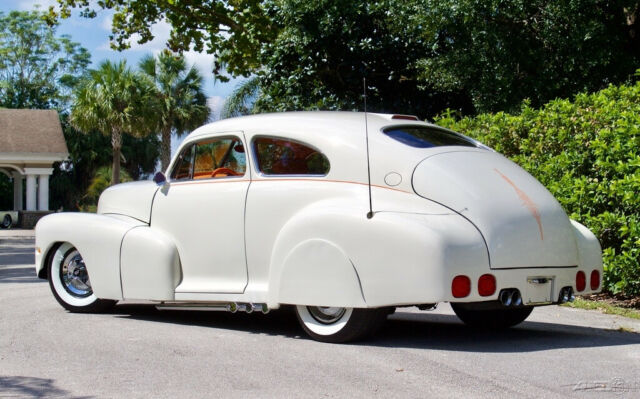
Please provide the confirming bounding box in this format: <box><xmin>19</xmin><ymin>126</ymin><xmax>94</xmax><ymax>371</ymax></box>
<box><xmin>35</xmin><ymin>112</ymin><xmax>603</xmax><ymax>342</ymax></box>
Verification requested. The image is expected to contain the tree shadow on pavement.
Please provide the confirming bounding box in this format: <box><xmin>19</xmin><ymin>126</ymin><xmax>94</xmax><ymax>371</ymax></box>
<box><xmin>111</xmin><ymin>303</ymin><xmax>638</xmax><ymax>352</ymax></box>
<box><xmin>0</xmin><ymin>376</ymin><xmax>91</xmax><ymax>399</ymax></box>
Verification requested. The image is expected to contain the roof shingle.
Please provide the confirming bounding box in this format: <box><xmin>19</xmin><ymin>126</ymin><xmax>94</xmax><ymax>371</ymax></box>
<box><xmin>0</xmin><ymin>109</ymin><xmax>68</xmax><ymax>154</ymax></box>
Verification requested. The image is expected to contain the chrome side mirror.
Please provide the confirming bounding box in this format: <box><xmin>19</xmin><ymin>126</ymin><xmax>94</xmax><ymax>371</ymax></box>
<box><xmin>153</xmin><ymin>171</ymin><xmax>167</xmax><ymax>185</ymax></box>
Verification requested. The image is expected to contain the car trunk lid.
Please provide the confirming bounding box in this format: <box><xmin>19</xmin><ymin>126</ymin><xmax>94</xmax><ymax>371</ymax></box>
<box><xmin>412</xmin><ymin>148</ymin><xmax>578</xmax><ymax>269</ymax></box>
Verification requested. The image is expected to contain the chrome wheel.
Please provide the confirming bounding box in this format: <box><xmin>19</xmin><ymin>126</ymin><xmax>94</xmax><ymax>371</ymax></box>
<box><xmin>307</xmin><ymin>306</ymin><xmax>347</xmax><ymax>324</ymax></box>
<box><xmin>60</xmin><ymin>249</ymin><xmax>92</xmax><ymax>297</ymax></box>
<box><xmin>48</xmin><ymin>242</ymin><xmax>116</xmax><ymax>313</ymax></box>
<box><xmin>295</xmin><ymin>305</ymin><xmax>389</xmax><ymax>343</ymax></box>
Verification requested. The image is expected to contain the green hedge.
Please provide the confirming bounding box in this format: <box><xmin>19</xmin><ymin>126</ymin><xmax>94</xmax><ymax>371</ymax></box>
<box><xmin>435</xmin><ymin>82</ymin><xmax>640</xmax><ymax>296</ymax></box>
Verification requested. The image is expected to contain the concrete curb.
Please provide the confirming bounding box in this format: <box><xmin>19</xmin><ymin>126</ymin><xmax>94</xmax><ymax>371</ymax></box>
<box><xmin>0</xmin><ymin>229</ymin><xmax>35</xmax><ymax>238</ymax></box>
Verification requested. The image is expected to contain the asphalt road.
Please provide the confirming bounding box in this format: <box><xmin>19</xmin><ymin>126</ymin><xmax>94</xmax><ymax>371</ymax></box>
<box><xmin>1</xmin><ymin>233</ymin><xmax>639</xmax><ymax>398</ymax></box>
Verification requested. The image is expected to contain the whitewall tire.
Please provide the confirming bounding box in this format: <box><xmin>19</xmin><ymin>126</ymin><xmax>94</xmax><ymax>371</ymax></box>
<box><xmin>47</xmin><ymin>243</ymin><xmax>116</xmax><ymax>313</ymax></box>
<box><xmin>295</xmin><ymin>305</ymin><xmax>389</xmax><ymax>343</ymax></box>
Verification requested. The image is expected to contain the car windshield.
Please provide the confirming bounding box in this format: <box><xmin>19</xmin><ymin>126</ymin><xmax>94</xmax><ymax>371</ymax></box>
<box><xmin>383</xmin><ymin>126</ymin><xmax>476</xmax><ymax>148</ymax></box>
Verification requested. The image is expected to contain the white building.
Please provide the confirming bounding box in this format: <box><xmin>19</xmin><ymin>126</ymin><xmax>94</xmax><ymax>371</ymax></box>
<box><xmin>0</xmin><ymin>109</ymin><xmax>69</xmax><ymax>212</ymax></box>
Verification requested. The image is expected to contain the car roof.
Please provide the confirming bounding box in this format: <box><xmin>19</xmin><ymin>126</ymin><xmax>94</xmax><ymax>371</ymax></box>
<box><xmin>185</xmin><ymin>111</ymin><xmax>433</xmax><ymax>143</ymax></box>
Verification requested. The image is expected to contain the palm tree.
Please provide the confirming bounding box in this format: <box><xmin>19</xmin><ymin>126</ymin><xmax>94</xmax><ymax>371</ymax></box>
<box><xmin>71</xmin><ymin>60</ymin><xmax>156</xmax><ymax>185</ymax></box>
<box><xmin>140</xmin><ymin>50</ymin><xmax>210</xmax><ymax>171</ymax></box>
<box><xmin>221</xmin><ymin>76</ymin><xmax>261</xmax><ymax>119</ymax></box>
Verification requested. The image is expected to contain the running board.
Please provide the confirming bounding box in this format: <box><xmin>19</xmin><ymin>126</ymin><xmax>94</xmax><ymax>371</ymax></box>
<box><xmin>156</xmin><ymin>302</ymin><xmax>269</xmax><ymax>314</ymax></box>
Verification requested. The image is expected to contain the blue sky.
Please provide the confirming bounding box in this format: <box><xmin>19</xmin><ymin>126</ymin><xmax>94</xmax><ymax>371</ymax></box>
<box><xmin>1</xmin><ymin>0</ymin><xmax>243</xmax><ymax>119</ymax></box>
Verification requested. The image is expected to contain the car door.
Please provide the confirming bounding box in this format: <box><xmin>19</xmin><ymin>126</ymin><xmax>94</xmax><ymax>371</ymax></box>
<box><xmin>151</xmin><ymin>133</ymin><xmax>250</xmax><ymax>294</ymax></box>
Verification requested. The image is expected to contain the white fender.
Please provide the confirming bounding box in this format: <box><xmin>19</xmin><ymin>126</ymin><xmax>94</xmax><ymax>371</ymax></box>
<box><xmin>120</xmin><ymin>226</ymin><xmax>182</xmax><ymax>300</ymax></box>
<box><xmin>571</xmin><ymin>220</ymin><xmax>604</xmax><ymax>272</ymax></box>
<box><xmin>35</xmin><ymin>213</ymin><xmax>145</xmax><ymax>300</ymax></box>
<box><xmin>274</xmin><ymin>239</ymin><xmax>366</xmax><ymax>307</ymax></box>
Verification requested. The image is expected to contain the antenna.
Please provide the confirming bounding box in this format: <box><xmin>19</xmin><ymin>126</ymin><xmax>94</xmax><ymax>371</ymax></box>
<box><xmin>363</xmin><ymin>77</ymin><xmax>374</xmax><ymax>219</ymax></box>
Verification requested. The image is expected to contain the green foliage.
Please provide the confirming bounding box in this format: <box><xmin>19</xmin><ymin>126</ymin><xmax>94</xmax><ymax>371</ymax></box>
<box><xmin>52</xmin><ymin>1</ymin><xmax>640</xmax><ymax>116</ymax></box>
<box><xmin>51</xmin><ymin>0</ymin><xmax>275</xmax><ymax>81</ymax></box>
<box><xmin>0</xmin><ymin>9</ymin><xmax>90</xmax><ymax>109</ymax></box>
<box><xmin>416</xmin><ymin>0</ymin><xmax>640</xmax><ymax>113</ymax></box>
<box><xmin>436</xmin><ymin>82</ymin><xmax>640</xmax><ymax>296</ymax></box>
<box><xmin>222</xmin><ymin>0</ymin><xmax>640</xmax><ymax>118</ymax></box>
<box><xmin>139</xmin><ymin>50</ymin><xmax>210</xmax><ymax>170</ymax></box>
<box><xmin>252</xmin><ymin>0</ymin><xmax>470</xmax><ymax>118</ymax></box>
<box><xmin>84</xmin><ymin>166</ymin><xmax>132</xmax><ymax>205</ymax></box>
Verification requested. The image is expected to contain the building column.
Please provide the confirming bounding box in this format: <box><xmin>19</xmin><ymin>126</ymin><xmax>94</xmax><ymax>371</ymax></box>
<box><xmin>24</xmin><ymin>168</ymin><xmax>54</xmax><ymax>212</ymax></box>
<box><xmin>26</xmin><ymin>174</ymin><xmax>37</xmax><ymax>211</ymax></box>
<box><xmin>38</xmin><ymin>174</ymin><xmax>50</xmax><ymax>211</ymax></box>
<box><xmin>12</xmin><ymin>172</ymin><xmax>23</xmax><ymax>211</ymax></box>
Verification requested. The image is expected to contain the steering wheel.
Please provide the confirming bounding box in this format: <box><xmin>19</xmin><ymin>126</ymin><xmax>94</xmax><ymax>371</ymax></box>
<box><xmin>211</xmin><ymin>167</ymin><xmax>241</xmax><ymax>178</ymax></box>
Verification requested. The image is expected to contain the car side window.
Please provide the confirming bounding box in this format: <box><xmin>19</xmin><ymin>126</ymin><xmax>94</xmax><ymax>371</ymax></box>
<box><xmin>170</xmin><ymin>137</ymin><xmax>246</xmax><ymax>181</ymax></box>
<box><xmin>253</xmin><ymin>137</ymin><xmax>330</xmax><ymax>176</ymax></box>
<box><xmin>170</xmin><ymin>144</ymin><xmax>195</xmax><ymax>180</ymax></box>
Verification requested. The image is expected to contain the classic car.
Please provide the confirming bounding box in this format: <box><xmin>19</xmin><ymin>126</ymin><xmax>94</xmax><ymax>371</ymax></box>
<box><xmin>35</xmin><ymin>111</ymin><xmax>603</xmax><ymax>342</ymax></box>
<box><xmin>1</xmin><ymin>211</ymin><xmax>18</xmax><ymax>229</ymax></box>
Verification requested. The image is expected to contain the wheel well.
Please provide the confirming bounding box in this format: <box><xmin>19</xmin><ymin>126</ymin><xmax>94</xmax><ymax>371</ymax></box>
<box><xmin>38</xmin><ymin>242</ymin><xmax>62</xmax><ymax>280</ymax></box>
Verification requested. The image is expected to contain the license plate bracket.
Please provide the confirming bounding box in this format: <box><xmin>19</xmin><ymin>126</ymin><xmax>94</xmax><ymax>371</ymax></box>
<box><xmin>524</xmin><ymin>276</ymin><xmax>554</xmax><ymax>305</ymax></box>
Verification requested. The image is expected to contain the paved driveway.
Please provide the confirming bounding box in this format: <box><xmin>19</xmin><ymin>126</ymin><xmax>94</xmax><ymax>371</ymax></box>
<box><xmin>1</xmin><ymin>234</ymin><xmax>639</xmax><ymax>398</ymax></box>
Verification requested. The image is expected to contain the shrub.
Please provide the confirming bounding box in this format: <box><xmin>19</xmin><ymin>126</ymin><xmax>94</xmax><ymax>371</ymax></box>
<box><xmin>436</xmin><ymin>83</ymin><xmax>640</xmax><ymax>296</ymax></box>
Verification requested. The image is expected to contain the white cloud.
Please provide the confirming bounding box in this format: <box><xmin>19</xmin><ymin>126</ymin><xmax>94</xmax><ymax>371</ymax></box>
<box><xmin>184</xmin><ymin>51</ymin><xmax>215</xmax><ymax>78</ymax></box>
<box><xmin>101</xmin><ymin>15</ymin><xmax>112</xmax><ymax>31</ymax></box>
<box><xmin>207</xmin><ymin>96</ymin><xmax>225</xmax><ymax>121</ymax></box>
<box><xmin>18</xmin><ymin>0</ymin><xmax>59</xmax><ymax>11</ymax></box>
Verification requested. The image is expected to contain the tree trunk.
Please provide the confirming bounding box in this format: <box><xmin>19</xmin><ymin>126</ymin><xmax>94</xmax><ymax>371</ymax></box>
<box><xmin>161</xmin><ymin>126</ymin><xmax>172</xmax><ymax>172</ymax></box>
<box><xmin>111</xmin><ymin>128</ymin><xmax>122</xmax><ymax>185</ymax></box>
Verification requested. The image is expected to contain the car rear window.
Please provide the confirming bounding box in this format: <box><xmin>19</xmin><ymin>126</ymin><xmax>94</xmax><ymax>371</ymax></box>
<box><xmin>253</xmin><ymin>137</ymin><xmax>330</xmax><ymax>176</ymax></box>
<box><xmin>383</xmin><ymin>126</ymin><xmax>476</xmax><ymax>148</ymax></box>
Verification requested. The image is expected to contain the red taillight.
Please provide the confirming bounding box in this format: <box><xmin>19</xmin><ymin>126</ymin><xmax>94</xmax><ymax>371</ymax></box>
<box><xmin>391</xmin><ymin>114</ymin><xmax>419</xmax><ymax>121</ymax></box>
<box><xmin>576</xmin><ymin>271</ymin><xmax>586</xmax><ymax>292</ymax></box>
<box><xmin>452</xmin><ymin>275</ymin><xmax>471</xmax><ymax>298</ymax></box>
<box><xmin>590</xmin><ymin>270</ymin><xmax>600</xmax><ymax>290</ymax></box>
<box><xmin>478</xmin><ymin>274</ymin><xmax>496</xmax><ymax>297</ymax></box>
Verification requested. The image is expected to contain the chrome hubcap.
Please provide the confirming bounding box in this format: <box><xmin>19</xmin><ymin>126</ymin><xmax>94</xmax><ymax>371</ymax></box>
<box><xmin>307</xmin><ymin>306</ymin><xmax>346</xmax><ymax>324</ymax></box>
<box><xmin>60</xmin><ymin>250</ymin><xmax>92</xmax><ymax>297</ymax></box>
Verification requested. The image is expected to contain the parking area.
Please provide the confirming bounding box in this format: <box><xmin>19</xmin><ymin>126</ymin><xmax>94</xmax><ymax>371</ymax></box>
<box><xmin>1</xmin><ymin>233</ymin><xmax>639</xmax><ymax>398</ymax></box>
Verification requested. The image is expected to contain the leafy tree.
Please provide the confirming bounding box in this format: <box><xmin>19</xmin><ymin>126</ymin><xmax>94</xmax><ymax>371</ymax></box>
<box><xmin>415</xmin><ymin>0</ymin><xmax>640</xmax><ymax>113</ymax></box>
<box><xmin>70</xmin><ymin>60</ymin><xmax>157</xmax><ymax>185</ymax></box>
<box><xmin>139</xmin><ymin>50</ymin><xmax>210</xmax><ymax>171</ymax></box>
<box><xmin>50</xmin><ymin>0</ymin><xmax>275</xmax><ymax>81</ymax></box>
<box><xmin>224</xmin><ymin>1</ymin><xmax>472</xmax><ymax>118</ymax></box>
<box><xmin>52</xmin><ymin>0</ymin><xmax>640</xmax><ymax>117</ymax></box>
<box><xmin>0</xmin><ymin>9</ymin><xmax>90</xmax><ymax>109</ymax></box>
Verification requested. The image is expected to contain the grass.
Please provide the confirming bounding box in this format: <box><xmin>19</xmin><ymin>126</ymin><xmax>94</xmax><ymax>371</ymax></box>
<box><xmin>562</xmin><ymin>297</ymin><xmax>640</xmax><ymax>320</ymax></box>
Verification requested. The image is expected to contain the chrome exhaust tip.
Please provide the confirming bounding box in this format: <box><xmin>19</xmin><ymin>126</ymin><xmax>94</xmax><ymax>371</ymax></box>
<box><xmin>250</xmin><ymin>303</ymin><xmax>270</xmax><ymax>314</ymax></box>
<box><xmin>511</xmin><ymin>290</ymin><xmax>522</xmax><ymax>307</ymax></box>
<box><xmin>499</xmin><ymin>290</ymin><xmax>513</xmax><ymax>306</ymax></box>
<box><xmin>558</xmin><ymin>287</ymin><xmax>574</xmax><ymax>304</ymax></box>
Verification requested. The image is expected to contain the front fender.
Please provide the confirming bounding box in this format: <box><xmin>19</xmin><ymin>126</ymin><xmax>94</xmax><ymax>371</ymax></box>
<box><xmin>35</xmin><ymin>213</ymin><xmax>145</xmax><ymax>300</ymax></box>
